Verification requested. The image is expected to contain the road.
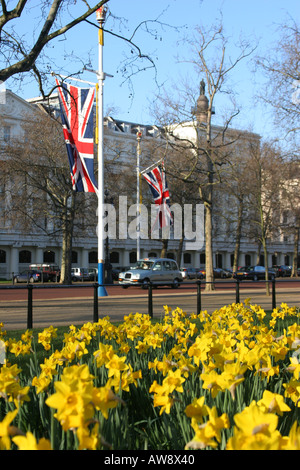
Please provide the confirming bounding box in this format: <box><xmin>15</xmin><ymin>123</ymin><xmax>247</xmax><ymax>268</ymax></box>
<box><xmin>0</xmin><ymin>279</ymin><xmax>300</xmax><ymax>330</ymax></box>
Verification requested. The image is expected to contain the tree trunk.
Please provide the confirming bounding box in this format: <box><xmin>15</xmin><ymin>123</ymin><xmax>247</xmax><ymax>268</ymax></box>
<box><xmin>60</xmin><ymin>194</ymin><xmax>75</xmax><ymax>284</ymax></box>
<box><xmin>262</xmin><ymin>237</ymin><xmax>270</xmax><ymax>296</ymax></box>
<box><xmin>204</xmin><ymin>199</ymin><xmax>214</xmax><ymax>290</ymax></box>
<box><xmin>233</xmin><ymin>198</ymin><xmax>243</xmax><ymax>272</ymax></box>
<box><xmin>292</xmin><ymin>227</ymin><xmax>299</xmax><ymax>277</ymax></box>
<box><xmin>176</xmin><ymin>237</ymin><xmax>184</xmax><ymax>267</ymax></box>
<box><xmin>160</xmin><ymin>238</ymin><xmax>168</xmax><ymax>258</ymax></box>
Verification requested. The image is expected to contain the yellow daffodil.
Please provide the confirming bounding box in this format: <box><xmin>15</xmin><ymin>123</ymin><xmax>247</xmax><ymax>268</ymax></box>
<box><xmin>32</xmin><ymin>374</ymin><xmax>52</xmax><ymax>394</ymax></box>
<box><xmin>162</xmin><ymin>369</ymin><xmax>185</xmax><ymax>394</ymax></box>
<box><xmin>280</xmin><ymin>421</ymin><xmax>300</xmax><ymax>450</ymax></box>
<box><xmin>105</xmin><ymin>354</ymin><xmax>129</xmax><ymax>380</ymax></box>
<box><xmin>12</xmin><ymin>431</ymin><xmax>52</xmax><ymax>450</ymax></box>
<box><xmin>45</xmin><ymin>365</ymin><xmax>94</xmax><ymax>431</ymax></box>
<box><xmin>153</xmin><ymin>393</ymin><xmax>174</xmax><ymax>415</ymax></box>
<box><xmin>92</xmin><ymin>385</ymin><xmax>121</xmax><ymax>419</ymax></box>
<box><xmin>233</xmin><ymin>400</ymin><xmax>278</xmax><ymax>437</ymax></box>
<box><xmin>283</xmin><ymin>378</ymin><xmax>300</xmax><ymax>405</ymax></box>
<box><xmin>77</xmin><ymin>423</ymin><xmax>100</xmax><ymax>450</ymax></box>
<box><xmin>0</xmin><ymin>409</ymin><xmax>19</xmax><ymax>450</ymax></box>
<box><xmin>257</xmin><ymin>390</ymin><xmax>291</xmax><ymax>416</ymax></box>
<box><xmin>185</xmin><ymin>397</ymin><xmax>209</xmax><ymax>423</ymax></box>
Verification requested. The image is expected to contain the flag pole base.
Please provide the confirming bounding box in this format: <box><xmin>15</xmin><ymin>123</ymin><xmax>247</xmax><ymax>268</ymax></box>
<box><xmin>98</xmin><ymin>262</ymin><xmax>108</xmax><ymax>297</ymax></box>
<box><xmin>98</xmin><ymin>285</ymin><xmax>108</xmax><ymax>297</ymax></box>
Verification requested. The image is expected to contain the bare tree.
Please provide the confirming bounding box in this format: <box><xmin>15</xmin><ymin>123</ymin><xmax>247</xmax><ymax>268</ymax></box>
<box><xmin>152</xmin><ymin>21</ymin><xmax>256</xmax><ymax>290</ymax></box>
<box><xmin>256</xmin><ymin>18</ymin><xmax>300</xmax><ymax>141</ymax></box>
<box><xmin>278</xmin><ymin>159</ymin><xmax>300</xmax><ymax>277</ymax></box>
<box><xmin>246</xmin><ymin>141</ymin><xmax>284</xmax><ymax>294</ymax></box>
<box><xmin>0</xmin><ymin>0</ymin><xmax>183</xmax><ymax>103</ymax></box>
<box><xmin>0</xmin><ymin>1</ymin><xmax>109</xmax><ymax>86</ymax></box>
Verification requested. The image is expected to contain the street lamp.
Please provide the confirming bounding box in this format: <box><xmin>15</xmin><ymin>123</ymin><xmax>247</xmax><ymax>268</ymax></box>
<box><xmin>104</xmin><ymin>189</ymin><xmax>114</xmax><ymax>284</ymax></box>
<box><xmin>96</xmin><ymin>5</ymin><xmax>108</xmax><ymax>297</ymax></box>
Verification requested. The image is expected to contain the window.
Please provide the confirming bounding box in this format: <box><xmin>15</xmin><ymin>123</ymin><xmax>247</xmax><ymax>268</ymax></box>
<box><xmin>19</xmin><ymin>250</ymin><xmax>31</xmax><ymax>263</ymax></box>
<box><xmin>129</xmin><ymin>252</ymin><xmax>137</xmax><ymax>264</ymax></box>
<box><xmin>148</xmin><ymin>252</ymin><xmax>157</xmax><ymax>258</ymax></box>
<box><xmin>183</xmin><ymin>253</ymin><xmax>191</xmax><ymax>264</ymax></box>
<box><xmin>215</xmin><ymin>253</ymin><xmax>222</xmax><ymax>268</ymax></box>
<box><xmin>245</xmin><ymin>254</ymin><xmax>251</xmax><ymax>266</ymax></box>
<box><xmin>44</xmin><ymin>250</ymin><xmax>55</xmax><ymax>263</ymax></box>
<box><xmin>3</xmin><ymin>126</ymin><xmax>11</xmax><ymax>143</ymax></box>
<box><xmin>164</xmin><ymin>261</ymin><xmax>177</xmax><ymax>271</ymax></box>
<box><xmin>0</xmin><ymin>250</ymin><xmax>6</xmax><ymax>263</ymax></box>
<box><xmin>89</xmin><ymin>251</ymin><xmax>97</xmax><ymax>264</ymax></box>
<box><xmin>166</xmin><ymin>252</ymin><xmax>175</xmax><ymax>260</ymax></box>
<box><xmin>153</xmin><ymin>262</ymin><xmax>162</xmax><ymax>271</ymax></box>
<box><xmin>163</xmin><ymin>261</ymin><xmax>172</xmax><ymax>270</ymax></box>
<box><xmin>110</xmin><ymin>251</ymin><xmax>119</xmax><ymax>264</ymax></box>
<box><xmin>72</xmin><ymin>251</ymin><xmax>78</xmax><ymax>264</ymax></box>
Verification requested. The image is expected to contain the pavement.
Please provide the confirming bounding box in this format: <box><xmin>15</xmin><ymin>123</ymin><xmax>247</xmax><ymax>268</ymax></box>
<box><xmin>1</xmin><ymin>280</ymin><xmax>300</xmax><ymax>330</ymax></box>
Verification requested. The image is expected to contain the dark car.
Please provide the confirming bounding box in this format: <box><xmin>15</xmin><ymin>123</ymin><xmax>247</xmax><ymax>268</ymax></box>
<box><xmin>180</xmin><ymin>267</ymin><xmax>199</xmax><ymax>279</ymax></box>
<box><xmin>213</xmin><ymin>268</ymin><xmax>232</xmax><ymax>279</ymax></box>
<box><xmin>272</xmin><ymin>265</ymin><xmax>291</xmax><ymax>277</ymax></box>
<box><xmin>13</xmin><ymin>270</ymin><xmax>44</xmax><ymax>284</ymax></box>
<box><xmin>222</xmin><ymin>268</ymin><xmax>233</xmax><ymax>278</ymax></box>
<box><xmin>234</xmin><ymin>265</ymin><xmax>276</xmax><ymax>281</ymax></box>
<box><xmin>196</xmin><ymin>267</ymin><xmax>230</xmax><ymax>279</ymax></box>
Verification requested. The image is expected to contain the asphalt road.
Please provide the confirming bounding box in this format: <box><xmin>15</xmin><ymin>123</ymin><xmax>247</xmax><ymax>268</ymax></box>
<box><xmin>1</xmin><ymin>279</ymin><xmax>300</xmax><ymax>330</ymax></box>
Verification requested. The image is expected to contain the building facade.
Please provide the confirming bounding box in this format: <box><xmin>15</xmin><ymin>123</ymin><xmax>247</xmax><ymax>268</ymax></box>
<box><xmin>0</xmin><ymin>87</ymin><xmax>295</xmax><ymax>279</ymax></box>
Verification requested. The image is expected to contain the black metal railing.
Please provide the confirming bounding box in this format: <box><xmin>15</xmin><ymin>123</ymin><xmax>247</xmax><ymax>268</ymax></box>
<box><xmin>0</xmin><ymin>278</ymin><xmax>296</xmax><ymax>330</ymax></box>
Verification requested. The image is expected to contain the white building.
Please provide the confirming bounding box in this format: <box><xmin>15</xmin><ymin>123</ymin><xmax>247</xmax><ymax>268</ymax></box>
<box><xmin>0</xmin><ymin>87</ymin><xmax>295</xmax><ymax>279</ymax></box>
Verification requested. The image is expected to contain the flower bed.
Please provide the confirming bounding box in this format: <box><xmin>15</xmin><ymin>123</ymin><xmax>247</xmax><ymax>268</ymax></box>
<box><xmin>1</xmin><ymin>301</ymin><xmax>300</xmax><ymax>450</ymax></box>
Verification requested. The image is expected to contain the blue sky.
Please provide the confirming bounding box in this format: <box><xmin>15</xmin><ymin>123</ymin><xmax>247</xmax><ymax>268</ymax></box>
<box><xmin>2</xmin><ymin>0</ymin><xmax>299</xmax><ymax>140</ymax></box>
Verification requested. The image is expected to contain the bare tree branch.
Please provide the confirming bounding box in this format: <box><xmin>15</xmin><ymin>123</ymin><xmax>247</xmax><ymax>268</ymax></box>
<box><xmin>0</xmin><ymin>0</ymin><xmax>109</xmax><ymax>82</ymax></box>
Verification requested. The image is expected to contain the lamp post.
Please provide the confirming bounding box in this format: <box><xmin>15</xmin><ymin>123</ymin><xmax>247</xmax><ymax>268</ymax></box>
<box><xmin>136</xmin><ymin>129</ymin><xmax>142</xmax><ymax>261</ymax></box>
<box><xmin>104</xmin><ymin>189</ymin><xmax>114</xmax><ymax>284</ymax></box>
<box><xmin>96</xmin><ymin>5</ymin><xmax>108</xmax><ymax>296</ymax></box>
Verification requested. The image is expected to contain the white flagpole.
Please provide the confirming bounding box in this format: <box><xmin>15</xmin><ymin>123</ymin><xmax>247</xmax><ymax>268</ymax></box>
<box><xmin>96</xmin><ymin>6</ymin><xmax>108</xmax><ymax>297</ymax></box>
<box><xmin>136</xmin><ymin>129</ymin><xmax>142</xmax><ymax>261</ymax></box>
<box><xmin>140</xmin><ymin>158</ymin><xmax>163</xmax><ymax>175</ymax></box>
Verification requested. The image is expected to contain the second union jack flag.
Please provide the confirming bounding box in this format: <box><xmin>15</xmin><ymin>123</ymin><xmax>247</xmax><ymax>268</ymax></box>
<box><xmin>143</xmin><ymin>164</ymin><xmax>173</xmax><ymax>228</ymax></box>
<box><xmin>56</xmin><ymin>79</ymin><xmax>97</xmax><ymax>193</ymax></box>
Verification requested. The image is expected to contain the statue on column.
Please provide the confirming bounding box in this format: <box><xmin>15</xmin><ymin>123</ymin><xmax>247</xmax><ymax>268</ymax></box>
<box><xmin>200</xmin><ymin>79</ymin><xmax>205</xmax><ymax>95</ymax></box>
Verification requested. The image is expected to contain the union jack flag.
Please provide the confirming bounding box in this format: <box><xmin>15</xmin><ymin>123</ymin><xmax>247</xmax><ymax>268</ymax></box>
<box><xmin>143</xmin><ymin>164</ymin><xmax>173</xmax><ymax>228</ymax></box>
<box><xmin>56</xmin><ymin>79</ymin><xmax>97</xmax><ymax>192</ymax></box>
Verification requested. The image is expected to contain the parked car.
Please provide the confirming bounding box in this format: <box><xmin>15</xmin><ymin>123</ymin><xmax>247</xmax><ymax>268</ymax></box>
<box><xmin>29</xmin><ymin>264</ymin><xmax>60</xmax><ymax>282</ymax></box>
<box><xmin>180</xmin><ymin>267</ymin><xmax>199</xmax><ymax>279</ymax></box>
<box><xmin>213</xmin><ymin>268</ymin><xmax>232</xmax><ymax>279</ymax></box>
<box><xmin>196</xmin><ymin>267</ymin><xmax>231</xmax><ymax>279</ymax></box>
<box><xmin>118</xmin><ymin>258</ymin><xmax>183</xmax><ymax>288</ymax></box>
<box><xmin>71</xmin><ymin>267</ymin><xmax>90</xmax><ymax>282</ymax></box>
<box><xmin>13</xmin><ymin>270</ymin><xmax>44</xmax><ymax>284</ymax></box>
<box><xmin>272</xmin><ymin>265</ymin><xmax>291</xmax><ymax>277</ymax></box>
<box><xmin>88</xmin><ymin>267</ymin><xmax>98</xmax><ymax>281</ymax></box>
<box><xmin>222</xmin><ymin>268</ymin><xmax>233</xmax><ymax>278</ymax></box>
<box><xmin>233</xmin><ymin>265</ymin><xmax>276</xmax><ymax>281</ymax></box>
<box><xmin>111</xmin><ymin>267</ymin><xmax>127</xmax><ymax>281</ymax></box>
